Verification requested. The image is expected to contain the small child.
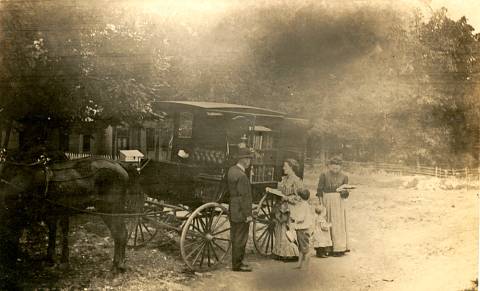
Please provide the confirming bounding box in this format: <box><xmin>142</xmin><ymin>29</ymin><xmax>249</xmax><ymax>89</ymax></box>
<box><xmin>312</xmin><ymin>204</ymin><xmax>332</xmax><ymax>258</ymax></box>
<box><xmin>290</xmin><ymin>188</ymin><xmax>314</xmax><ymax>269</ymax></box>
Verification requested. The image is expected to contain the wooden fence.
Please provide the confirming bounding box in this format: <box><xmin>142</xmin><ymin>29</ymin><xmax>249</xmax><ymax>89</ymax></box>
<box><xmin>65</xmin><ymin>152</ymin><xmax>119</xmax><ymax>160</ymax></box>
<box><xmin>306</xmin><ymin>158</ymin><xmax>480</xmax><ymax>179</ymax></box>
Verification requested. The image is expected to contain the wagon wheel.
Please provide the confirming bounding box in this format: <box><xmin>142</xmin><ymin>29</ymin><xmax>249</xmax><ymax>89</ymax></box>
<box><xmin>126</xmin><ymin>200</ymin><xmax>160</xmax><ymax>248</ymax></box>
<box><xmin>253</xmin><ymin>192</ymin><xmax>278</xmax><ymax>256</ymax></box>
<box><xmin>180</xmin><ymin>202</ymin><xmax>231</xmax><ymax>271</ymax></box>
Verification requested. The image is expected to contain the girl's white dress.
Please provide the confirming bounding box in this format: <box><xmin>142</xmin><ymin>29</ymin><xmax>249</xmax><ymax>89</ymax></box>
<box><xmin>312</xmin><ymin>208</ymin><xmax>333</xmax><ymax>248</ymax></box>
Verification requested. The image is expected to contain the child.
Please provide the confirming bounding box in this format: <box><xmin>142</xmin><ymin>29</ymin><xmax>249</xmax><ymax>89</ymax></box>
<box><xmin>290</xmin><ymin>188</ymin><xmax>314</xmax><ymax>269</ymax></box>
<box><xmin>312</xmin><ymin>204</ymin><xmax>332</xmax><ymax>258</ymax></box>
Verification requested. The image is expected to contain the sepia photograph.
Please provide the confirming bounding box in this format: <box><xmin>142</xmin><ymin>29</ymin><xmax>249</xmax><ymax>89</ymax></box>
<box><xmin>0</xmin><ymin>0</ymin><xmax>478</xmax><ymax>290</ymax></box>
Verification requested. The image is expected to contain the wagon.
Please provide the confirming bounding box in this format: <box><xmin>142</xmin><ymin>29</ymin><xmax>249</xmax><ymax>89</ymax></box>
<box><xmin>124</xmin><ymin>101</ymin><xmax>308</xmax><ymax>271</ymax></box>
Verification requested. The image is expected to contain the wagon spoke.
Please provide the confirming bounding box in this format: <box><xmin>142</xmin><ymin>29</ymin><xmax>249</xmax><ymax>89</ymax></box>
<box><xmin>261</xmin><ymin>229</ymin><xmax>270</xmax><ymax>253</ymax></box>
<box><xmin>207</xmin><ymin>242</ymin><xmax>211</xmax><ymax>267</ymax></box>
<box><xmin>191</xmin><ymin>242</ymin><xmax>207</xmax><ymax>267</ymax></box>
<box><xmin>211</xmin><ymin>239</ymin><xmax>228</xmax><ymax>253</ymax></box>
<box><xmin>255</xmin><ymin>225</ymin><xmax>268</xmax><ymax>233</ymax></box>
<box><xmin>186</xmin><ymin>229</ymin><xmax>205</xmax><ymax>239</ymax></box>
<box><xmin>255</xmin><ymin>218</ymin><xmax>271</xmax><ymax>225</ymax></box>
<box><xmin>257</xmin><ymin>227</ymin><xmax>269</xmax><ymax>243</ymax></box>
<box><xmin>211</xmin><ymin>217</ymin><xmax>228</xmax><ymax>233</ymax></box>
<box><xmin>207</xmin><ymin>210</ymin><xmax>216</xmax><ymax>232</ymax></box>
<box><xmin>199</xmin><ymin>241</ymin><xmax>207</xmax><ymax>267</ymax></box>
<box><xmin>185</xmin><ymin>240</ymin><xmax>205</xmax><ymax>259</ymax></box>
<box><xmin>265</xmin><ymin>196</ymin><xmax>272</xmax><ymax>213</ymax></box>
<box><xmin>139</xmin><ymin>223</ymin><xmax>145</xmax><ymax>242</ymax></box>
<box><xmin>270</xmin><ymin>230</ymin><xmax>274</xmax><ymax>252</ymax></box>
<box><xmin>190</xmin><ymin>221</ymin><xmax>204</xmax><ymax>235</ymax></box>
<box><xmin>260</xmin><ymin>232</ymin><xmax>270</xmax><ymax>251</ymax></box>
<box><xmin>211</xmin><ymin>209</ymin><xmax>224</xmax><ymax>230</ymax></box>
<box><xmin>209</xmin><ymin>242</ymin><xmax>220</xmax><ymax>263</ymax></box>
<box><xmin>212</xmin><ymin>227</ymin><xmax>230</xmax><ymax>236</ymax></box>
<box><xmin>266</xmin><ymin>231</ymin><xmax>272</xmax><ymax>254</ymax></box>
<box><xmin>212</xmin><ymin>237</ymin><xmax>230</xmax><ymax>242</ymax></box>
<box><xmin>260</xmin><ymin>206</ymin><xmax>268</xmax><ymax>217</ymax></box>
<box><xmin>203</xmin><ymin>212</ymin><xmax>212</xmax><ymax>232</ymax></box>
<box><xmin>183</xmin><ymin>239</ymin><xmax>203</xmax><ymax>251</ymax></box>
<box><xmin>198</xmin><ymin>217</ymin><xmax>207</xmax><ymax>232</ymax></box>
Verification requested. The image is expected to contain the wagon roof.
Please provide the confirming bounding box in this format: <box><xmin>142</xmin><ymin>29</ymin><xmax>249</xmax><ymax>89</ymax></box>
<box><xmin>154</xmin><ymin>101</ymin><xmax>286</xmax><ymax>116</ymax></box>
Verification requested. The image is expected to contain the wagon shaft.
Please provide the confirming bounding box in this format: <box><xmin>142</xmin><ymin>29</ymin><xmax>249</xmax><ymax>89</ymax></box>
<box><xmin>143</xmin><ymin>216</ymin><xmax>182</xmax><ymax>233</ymax></box>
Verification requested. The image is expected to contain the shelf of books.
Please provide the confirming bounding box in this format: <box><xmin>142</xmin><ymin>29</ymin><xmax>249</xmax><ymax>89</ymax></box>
<box><xmin>250</xmin><ymin>165</ymin><xmax>276</xmax><ymax>183</ymax></box>
<box><xmin>248</xmin><ymin>132</ymin><xmax>274</xmax><ymax>151</ymax></box>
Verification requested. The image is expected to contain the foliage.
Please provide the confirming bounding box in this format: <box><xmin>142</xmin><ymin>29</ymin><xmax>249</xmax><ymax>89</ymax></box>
<box><xmin>0</xmin><ymin>1</ymin><xmax>477</xmax><ymax>166</ymax></box>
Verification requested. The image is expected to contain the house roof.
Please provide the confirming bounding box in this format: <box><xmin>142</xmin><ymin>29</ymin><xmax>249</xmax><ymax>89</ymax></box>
<box><xmin>154</xmin><ymin>101</ymin><xmax>286</xmax><ymax>116</ymax></box>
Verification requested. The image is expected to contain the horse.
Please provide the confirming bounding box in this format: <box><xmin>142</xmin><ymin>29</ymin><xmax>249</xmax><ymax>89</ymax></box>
<box><xmin>0</xmin><ymin>155</ymin><xmax>130</xmax><ymax>287</ymax></box>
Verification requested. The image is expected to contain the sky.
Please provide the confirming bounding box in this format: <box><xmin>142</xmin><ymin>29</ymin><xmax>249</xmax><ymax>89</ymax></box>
<box><xmin>427</xmin><ymin>0</ymin><xmax>480</xmax><ymax>30</ymax></box>
<box><xmin>137</xmin><ymin>0</ymin><xmax>480</xmax><ymax>31</ymax></box>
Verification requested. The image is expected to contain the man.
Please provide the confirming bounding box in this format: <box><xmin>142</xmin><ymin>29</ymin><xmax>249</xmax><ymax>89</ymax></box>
<box><xmin>228</xmin><ymin>148</ymin><xmax>253</xmax><ymax>272</ymax></box>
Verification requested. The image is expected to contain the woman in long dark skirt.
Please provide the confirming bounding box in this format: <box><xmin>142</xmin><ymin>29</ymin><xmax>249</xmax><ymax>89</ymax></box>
<box><xmin>316</xmin><ymin>156</ymin><xmax>350</xmax><ymax>257</ymax></box>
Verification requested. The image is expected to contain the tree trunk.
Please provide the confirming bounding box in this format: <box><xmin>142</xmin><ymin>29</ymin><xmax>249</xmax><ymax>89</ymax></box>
<box><xmin>2</xmin><ymin>120</ymin><xmax>12</xmax><ymax>149</ymax></box>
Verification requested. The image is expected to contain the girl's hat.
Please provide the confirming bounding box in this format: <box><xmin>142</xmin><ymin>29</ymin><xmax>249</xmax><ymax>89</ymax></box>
<box><xmin>315</xmin><ymin>205</ymin><xmax>327</xmax><ymax>215</ymax></box>
<box><xmin>298</xmin><ymin>189</ymin><xmax>310</xmax><ymax>200</ymax></box>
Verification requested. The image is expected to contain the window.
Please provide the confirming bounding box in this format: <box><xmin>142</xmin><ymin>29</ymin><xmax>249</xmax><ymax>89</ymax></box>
<box><xmin>59</xmin><ymin>132</ymin><xmax>69</xmax><ymax>151</ymax></box>
<box><xmin>82</xmin><ymin>135</ymin><xmax>92</xmax><ymax>152</ymax></box>
<box><xmin>146</xmin><ymin>128</ymin><xmax>155</xmax><ymax>151</ymax></box>
<box><xmin>178</xmin><ymin>112</ymin><xmax>193</xmax><ymax>138</ymax></box>
<box><xmin>116</xmin><ymin>128</ymin><xmax>129</xmax><ymax>150</ymax></box>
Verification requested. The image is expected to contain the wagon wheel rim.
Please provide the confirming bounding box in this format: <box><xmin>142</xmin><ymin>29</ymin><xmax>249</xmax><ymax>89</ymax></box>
<box><xmin>126</xmin><ymin>200</ymin><xmax>160</xmax><ymax>248</ymax></box>
<box><xmin>253</xmin><ymin>192</ymin><xmax>277</xmax><ymax>256</ymax></box>
<box><xmin>180</xmin><ymin>202</ymin><xmax>231</xmax><ymax>271</ymax></box>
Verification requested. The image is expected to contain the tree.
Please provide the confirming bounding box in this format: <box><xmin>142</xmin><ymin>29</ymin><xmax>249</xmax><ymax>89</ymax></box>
<box><xmin>0</xmin><ymin>0</ymin><xmax>165</xmax><ymax>149</ymax></box>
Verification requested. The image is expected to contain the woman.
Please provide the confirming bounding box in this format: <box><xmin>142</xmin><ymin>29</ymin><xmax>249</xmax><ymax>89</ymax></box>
<box><xmin>316</xmin><ymin>156</ymin><xmax>349</xmax><ymax>257</ymax></box>
<box><xmin>272</xmin><ymin>158</ymin><xmax>303</xmax><ymax>260</ymax></box>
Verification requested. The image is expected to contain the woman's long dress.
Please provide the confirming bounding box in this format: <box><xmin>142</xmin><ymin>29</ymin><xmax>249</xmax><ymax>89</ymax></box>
<box><xmin>272</xmin><ymin>175</ymin><xmax>303</xmax><ymax>258</ymax></box>
<box><xmin>316</xmin><ymin>171</ymin><xmax>349</xmax><ymax>252</ymax></box>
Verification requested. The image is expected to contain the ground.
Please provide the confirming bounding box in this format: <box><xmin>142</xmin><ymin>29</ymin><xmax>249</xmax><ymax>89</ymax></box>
<box><xmin>15</xmin><ymin>169</ymin><xmax>478</xmax><ymax>291</ymax></box>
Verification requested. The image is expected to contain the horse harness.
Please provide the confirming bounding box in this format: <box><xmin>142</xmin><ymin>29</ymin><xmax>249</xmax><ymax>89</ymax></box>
<box><xmin>0</xmin><ymin>156</ymin><xmax>156</xmax><ymax>218</ymax></box>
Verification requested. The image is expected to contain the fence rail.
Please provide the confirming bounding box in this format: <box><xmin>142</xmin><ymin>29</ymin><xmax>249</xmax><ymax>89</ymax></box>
<box><xmin>65</xmin><ymin>152</ymin><xmax>119</xmax><ymax>160</ymax></box>
<box><xmin>306</xmin><ymin>158</ymin><xmax>480</xmax><ymax>179</ymax></box>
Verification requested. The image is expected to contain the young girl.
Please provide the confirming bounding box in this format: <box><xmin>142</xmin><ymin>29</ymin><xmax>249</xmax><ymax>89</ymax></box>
<box><xmin>312</xmin><ymin>204</ymin><xmax>332</xmax><ymax>258</ymax></box>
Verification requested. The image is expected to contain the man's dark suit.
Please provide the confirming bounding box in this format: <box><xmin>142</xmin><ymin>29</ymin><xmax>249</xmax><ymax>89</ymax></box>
<box><xmin>228</xmin><ymin>164</ymin><xmax>252</xmax><ymax>270</ymax></box>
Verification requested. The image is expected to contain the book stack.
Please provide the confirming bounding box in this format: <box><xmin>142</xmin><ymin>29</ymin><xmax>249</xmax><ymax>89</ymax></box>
<box><xmin>251</xmin><ymin>165</ymin><xmax>275</xmax><ymax>182</ymax></box>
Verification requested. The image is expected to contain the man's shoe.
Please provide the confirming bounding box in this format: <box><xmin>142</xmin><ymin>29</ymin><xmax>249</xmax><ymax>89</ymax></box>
<box><xmin>331</xmin><ymin>252</ymin><xmax>345</xmax><ymax>257</ymax></box>
<box><xmin>241</xmin><ymin>262</ymin><xmax>250</xmax><ymax>268</ymax></box>
<box><xmin>232</xmin><ymin>266</ymin><xmax>252</xmax><ymax>272</ymax></box>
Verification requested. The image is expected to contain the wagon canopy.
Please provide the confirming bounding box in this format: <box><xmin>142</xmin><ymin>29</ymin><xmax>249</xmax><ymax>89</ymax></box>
<box><xmin>150</xmin><ymin>101</ymin><xmax>309</xmax><ymax>175</ymax></box>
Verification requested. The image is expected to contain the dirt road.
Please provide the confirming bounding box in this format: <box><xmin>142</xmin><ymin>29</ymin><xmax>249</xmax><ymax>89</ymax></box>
<box><xmin>194</xmin><ymin>176</ymin><xmax>478</xmax><ymax>291</ymax></box>
<box><xmin>17</xmin><ymin>173</ymin><xmax>478</xmax><ymax>290</ymax></box>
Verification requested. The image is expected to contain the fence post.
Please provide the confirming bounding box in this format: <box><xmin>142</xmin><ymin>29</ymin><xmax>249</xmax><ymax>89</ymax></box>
<box><xmin>435</xmin><ymin>166</ymin><xmax>438</xmax><ymax>177</ymax></box>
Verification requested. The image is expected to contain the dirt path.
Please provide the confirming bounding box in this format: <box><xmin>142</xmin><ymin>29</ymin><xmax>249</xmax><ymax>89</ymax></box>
<box><xmin>16</xmin><ymin>174</ymin><xmax>478</xmax><ymax>290</ymax></box>
<box><xmin>195</xmin><ymin>184</ymin><xmax>478</xmax><ymax>291</ymax></box>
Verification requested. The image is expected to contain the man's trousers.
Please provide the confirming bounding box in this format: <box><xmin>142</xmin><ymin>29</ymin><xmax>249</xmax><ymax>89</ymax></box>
<box><xmin>230</xmin><ymin>220</ymin><xmax>250</xmax><ymax>269</ymax></box>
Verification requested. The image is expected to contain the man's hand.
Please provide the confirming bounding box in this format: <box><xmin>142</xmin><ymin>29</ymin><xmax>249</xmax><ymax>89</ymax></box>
<box><xmin>246</xmin><ymin>216</ymin><xmax>253</xmax><ymax>223</ymax></box>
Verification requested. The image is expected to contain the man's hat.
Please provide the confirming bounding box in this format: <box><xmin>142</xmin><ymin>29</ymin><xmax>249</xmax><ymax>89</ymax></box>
<box><xmin>328</xmin><ymin>156</ymin><xmax>343</xmax><ymax>165</ymax></box>
<box><xmin>235</xmin><ymin>148</ymin><xmax>254</xmax><ymax>159</ymax></box>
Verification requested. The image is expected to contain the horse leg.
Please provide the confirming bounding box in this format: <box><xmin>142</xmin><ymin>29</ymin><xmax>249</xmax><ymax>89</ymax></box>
<box><xmin>101</xmin><ymin>215</ymin><xmax>127</xmax><ymax>273</ymax></box>
<box><xmin>0</xmin><ymin>212</ymin><xmax>24</xmax><ymax>289</ymax></box>
<box><xmin>46</xmin><ymin>216</ymin><xmax>57</xmax><ymax>265</ymax></box>
<box><xmin>59</xmin><ymin>216</ymin><xmax>70</xmax><ymax>266</ymax></box>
